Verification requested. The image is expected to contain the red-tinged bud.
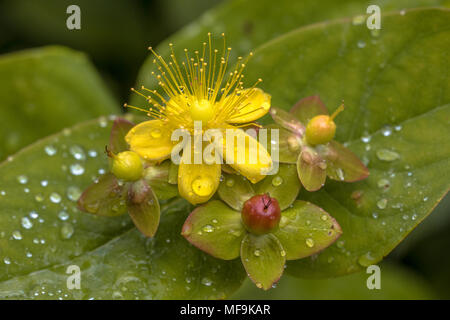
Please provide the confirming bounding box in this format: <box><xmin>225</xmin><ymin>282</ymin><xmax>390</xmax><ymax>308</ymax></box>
<box><xmin>241</xmin><ymin>194</ymin><xmax>281</xmax><ymax>235</ymax></box>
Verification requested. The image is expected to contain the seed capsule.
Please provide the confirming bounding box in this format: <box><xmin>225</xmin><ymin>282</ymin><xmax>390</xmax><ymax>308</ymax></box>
<box><xmin>241</xmin><ymin>194</ymin><xmax>281</xmax><ymax>235</ymax></box>
<box><xmin>305</xmin><ymin>103</ymin><xmax>344</xmax><ymax>145</ymax></box>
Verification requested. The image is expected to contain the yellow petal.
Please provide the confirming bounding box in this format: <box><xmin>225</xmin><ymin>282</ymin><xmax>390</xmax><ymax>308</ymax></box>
<box><xmin>125</xmin><ymin>120</ymin><xmax>174</xmax><ymax>161</ymax></box>
<box><xmin>226</xmin><ymin>88</ymin><xmax>271</xmax><ymax>124</ymax></box>
<box><xmin>220</xmin><ymin>128</ymin><xmax>272</xmax><ymax>183</ymax></box>
<box><xmin>178</xmin><ymin>145</ymin><xmax>221</xmax><ymax>205</ymax></box>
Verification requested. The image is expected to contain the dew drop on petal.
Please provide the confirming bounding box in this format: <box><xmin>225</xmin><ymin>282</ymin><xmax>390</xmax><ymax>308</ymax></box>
<box><xmin>191</xmin><ymin>176</ymin><xmax>214</xmax><ymax>197</ymax></box>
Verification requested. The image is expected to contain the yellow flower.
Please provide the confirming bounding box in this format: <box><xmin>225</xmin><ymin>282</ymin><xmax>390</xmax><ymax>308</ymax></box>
<box><xmin>125</xmin><ymin>33</ymin><xmax>273</xmax><ymax>205</ymax></box>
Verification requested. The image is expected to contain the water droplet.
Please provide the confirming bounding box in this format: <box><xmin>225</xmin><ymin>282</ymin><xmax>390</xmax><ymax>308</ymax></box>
<box><xmin>40</xmin><ymin>180</ymin><xmax>48</xmax><ymax>187</ymax></box>
<box><xmin>358</xmin><ymin>252</ymin><xmax>376</xmax><ymax>267</ymax></box>
<box><xmin>376</xmin><ymin>149</ymin><xmax>400</xmax><ymax>161</ymax></box>
<box><xmin>3</xmin><ymin>257</ymin><xmax>11</xmax><ymax>265</ymax></box>
<box><xmin>26</xmin><ymin>252</ymin><xmax>33</xmax><ymax>258</ymax></box>
<box><xmin>45</xmin><ymin>145</ymin><xmax>57</xmax><ymax>156</ymax></box>
<box><xmin>69</xmin><ymin>145</ymin><xmax>86</xmax><ymax>161</ymax></box>
<box><xmin>377</xmin><ymin>178</ymin><xmax>390</xmax><ymax>189</ymax></box>
<box><xmin>70</xmin><ymin>163</ymin><xmax>85</xmax><ymax>176</ymax></box>
<box><xmin>150</xmin><ymin>128</ymin><xmax>162</xmax><ymax>139</ymax></box>
<box><xmin>335</xmin><ymin>168</ymin><xmax>345</xmax><ymax>180</ymax></box>
<box><xmin>253</xmin><ymin>249</ymin><xmax>261</xmax><ymax>257</ymax></box>
<box><xmin>321</xmin><ymin>214</ymin><xmax>328</xmax><ymax>221</ymax></box>
<box><xmin>58</xmin><ymin>211</ymin><xmax>70</xmax><ymax>221</ymax></box>
<box><xmin>191</xmin><ymin>176</ymin><xmax>214</xmax><ymax>197</ymax></box>
<box><xmin>305</xmin><ymin>238</ymin><xmax>315</xmax><ymax>248</ymax></box>
<box><xmin>201</xmin><ymin>277</ymin><xmax>212</xmax><ymax>287</ymax></box>
<box><xmin>88</xmin><ymin>150</ymin><xmax>98</xmax><ymax>158</ymax></box>
<box><xmin>21</xmin><ymin>217</ymin><xmax>33</xmax><ymax>229</ymax></box>
<box><xmin>279</xmin><ymin>216</ymin><xmax>289</xmax><ymax>228</ymax></box>
<box><xmin>35</xmin><ymin>194</ymin><xmax>44</xmax><ymax>202</ymax></box>
<box><xmin>98</xmin><ymin>117</ymin><xmax>108</xmax><ymax>127</ymax></box>
<box><xmin>377</xmin><ymin>198</ymin><xmax>387</xmax><ymax>209</ymax></box>
<box><xmin>411</xmin><ymin>213</ymin><xmax>418</xmax><ymax>221</ymax></box>
<box><xmin>60</xmin><ymin>223</ymin><xmax>74</xmax><ymax>239</ymax></box>
<box><xmin>381</xmin><ymin>125</ymin><xmax>392</xmax><ymax>136</ymax></box>
<box><xmin>17</xmin><ymin>175</ymin><xmax>28</xmax><ymax>184</ymax></box>
<box><xmin>50</xmin><ymin>192</ymin><xmax>62</xmax><ymax>204</ymax></box>
<box><xmin>361</xmin><ymin>133</ymin><xmax>371</xmax><ymax>143</ymax></box>
<box><xmin>202</xmin><ymin>225</ymin><xmax>214</xmax><ymax>233</ymax></box>
<box><xmin>423</xmin><ymin>197</ymin><xmax>429</xmax><ymax>202</ymax></box>
<box><xmin>225</xmin><ymin>178</ymin><xmax>235</xmax><ymax>187</ymax></box>
<box><xmin>271</xmin><ymin>175</ymin><xmax>283</xmax><ymax>187</ymax></box>
<box><xmin>12</xmin><ymin>230</ymin><xmax>23</xmax><ymax>240</ymax></box>
<box><xmin>280</xmin><ymin>250</ymin><xmax>286</xmax><ymax>257</ymax></box>
<box><xmin>394</xmin><ymin>125</ymin><xmax>402</xmax><ymax>131</ymax></box>
<box><xmin>357</xmin><ymin>40</ymin><xmax>366</xmax><ymax>48</ymax></box>
<box><xmin>29</xmin><ymin>211</ymin><xmax>39</xmax><ymax>219</ymax></box>
<box><xmin>66</xmin><ymin>186</ymin><xmax>81</xmax><ymax>202</ymax></box>
<box><xmin>402</xmin><ymin>214</ymin><xmax>409</xmax><ymax>221</ymax></box>
<box><xmin>372</xmin><ymin>212</ymin><xmax>379</xmax><ymax>219</ymax></box>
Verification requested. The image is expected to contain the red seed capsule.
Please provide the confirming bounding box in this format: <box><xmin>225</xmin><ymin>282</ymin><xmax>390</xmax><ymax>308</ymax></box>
<box><xmin>241</xmin><ymin>194</ymin><xmax>281</xmax><ymax>235</ymax></box>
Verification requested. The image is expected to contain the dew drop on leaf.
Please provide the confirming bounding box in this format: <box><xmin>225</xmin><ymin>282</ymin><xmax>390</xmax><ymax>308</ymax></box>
<box><xmin>49</xmin><ymin>192</ymin><xmax>62</xmax><ymax>204</ymax></box>
<box><xmin>271</xmin><ymin>175</ymin><xmax>283</xmax><ymax>187</ymax></box>
<box><xmin>305</xmin><ymin>238</ymin><xmax>315</xmax><ymax>248</ymax></box>
<box><xmin>377</xmin><ymin>198</ymin><xmax>388</xmax><ymax>209</ymax></box>
<box><xmin>70</xmin><ymin>163</ymin><xmax>85</xmax><ymax>176</ymax></box>
<box><xmin>44</xmin><ymin>145</ymin><xmax>57</xmax><ymax>156</ymax></box>
<box><xmin>376</xmin><ymin>149</ymin><xmax>400</xmax><ymax>161</ymax></box>
<box><xmin>21</xmin><ymin>217</ymin><xmax>33</xmax><ymax>229</ymax></box>
<box><xmin>12</xmin><ymin>230</ymin><xmax>23</xmax><ymax>240</ymax></box>
<box><xmin>17</xmin><ymin>175</ymin><xmax>28</xmax><ymax>184</ymax></box>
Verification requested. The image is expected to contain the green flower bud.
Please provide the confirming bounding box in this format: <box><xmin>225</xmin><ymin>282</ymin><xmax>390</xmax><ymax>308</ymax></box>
<box><xmin>110</xmin><ymin>151</ymin><xmax>143</xmax><ymax>181</ymax></box>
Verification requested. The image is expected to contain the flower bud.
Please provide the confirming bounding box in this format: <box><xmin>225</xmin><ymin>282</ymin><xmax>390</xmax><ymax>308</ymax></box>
<box><xmin>241</xmin><ymin>194</ymin><xmax>281</xmax><ymax>235</ymax></box>
<box><xmin>305</xmin><ymin>103</ymin><xmax>344</xmax><ymax>145</ymax></box>
<box><xmin>111</xmin><ymin>151</ymin><xmax>143</xmax><ymax>181</ymax></box>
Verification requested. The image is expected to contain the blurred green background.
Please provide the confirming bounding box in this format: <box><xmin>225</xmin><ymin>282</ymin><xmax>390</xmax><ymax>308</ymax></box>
<box><xmin>0</xmin><ymin>0</ymin><xmax>449</xmax><ymax>299</ymax></box>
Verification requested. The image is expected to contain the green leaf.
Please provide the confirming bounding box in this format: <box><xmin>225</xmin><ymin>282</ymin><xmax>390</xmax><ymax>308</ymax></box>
<box><xmin>241</xmin><ymin>233</ymin><xmax>285</xmax><ymax>290</ymax></box>
<box><xmin>231</xmin><ymin>263</ymin><xmax>437</xmax><ymax>299</ymax></box>
<box><xmin>240</xmin><ymin>8</ymin><xmax>450</xmax><ymax>277</ymax></box>
<box><xmin>132</xmin><ymin>0</ymin><xmax>449</xmax><ymax>106</ymax></box>
<box><xmin>0</xmin><ymin>46</ymin><xmax>119</xmax><ymax>160</ymax></box>
<box><xmin>182</xmin><ymin>200</ymin><xmax>245</xmax><ymax>260</ymax></box>
<box><xmin>274</xmin><ymin>201</ymin><xmax>342</xmax><ymax>260</ymax></box>
<box><xmin>217</xmin><ymin>173</ymin><xmax>255</xmax><ymax>211</ymax></box>
<box><xmin>0</xmin><ymin>118</ymin><xmax>245</xmax><ymax>299</ymax></box>
<box><xmin>127</xmin><ymin>180</ymin><xmax>160</xmax><ymax>237</ymax></box>
<box><xmin>78</xmin><ymin>173</ymin><xmax>128</xmax><ymax>217</ymax></box>
<box><xmin>255</xmin><ymin>164</ymin><xmax>301</xmax><ymax>210</ymax></box>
